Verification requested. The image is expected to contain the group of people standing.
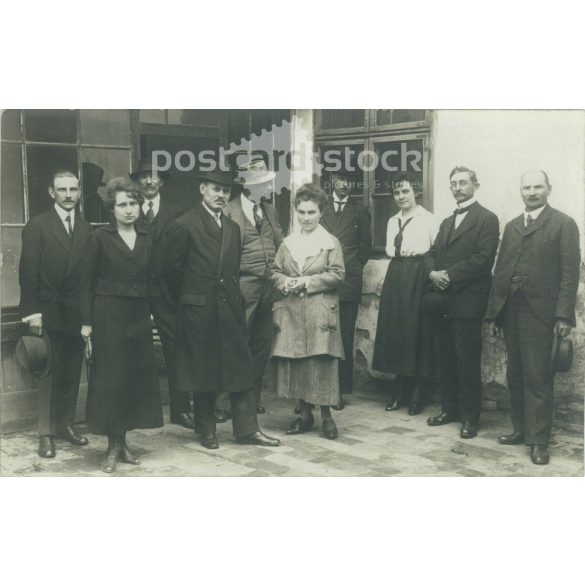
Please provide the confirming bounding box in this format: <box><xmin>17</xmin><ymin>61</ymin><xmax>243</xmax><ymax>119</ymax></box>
<box><xmin>18</xmin><ymin>155</ymin><xmax>580</xmax><ymax>473</ymax></box>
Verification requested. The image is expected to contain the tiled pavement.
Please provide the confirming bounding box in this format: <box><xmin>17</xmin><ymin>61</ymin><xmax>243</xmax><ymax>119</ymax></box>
<box><xmin>1</xmin><ymin>392</ymin><xmax>583</xmax><ymax>477</ymax></box>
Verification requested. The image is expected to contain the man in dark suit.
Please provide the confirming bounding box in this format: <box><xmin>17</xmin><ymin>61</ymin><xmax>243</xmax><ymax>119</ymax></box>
<box><xmin>218</xmin><ymin>158</ymin><xmax>284</xmax><ymax>417</ymax></box>
<box><xmin>19</xmin><ymin>170</ymin><xmax>92</xmax><ymax>458</ymax></box>
<box><xmin>320</xmin><ymin>170</ymin><xmax>372</xmax><ymax>409</ymax></box>
<box><xmin>425</xmin><ymin>166</ymin><xmax>499</xmax><ymax>439</ymax></box>
<box><xmin>163</xmin><ymin>168</ymin><xmax>280</xmax><ymax>450</ymax></box>
<box><xmin>131</xmin><ymin>158</ymin><xmax>194</xmax><ymax>429</ymax></box>
<box><xmin>485</xmin><ymin>170</ymin><xmax>580</xmax><ymax>465</ymax></box>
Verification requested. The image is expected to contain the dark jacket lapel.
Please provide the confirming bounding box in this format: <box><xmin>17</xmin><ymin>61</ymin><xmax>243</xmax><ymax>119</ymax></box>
<box><xmin>321</xmin><ymin>200</ymin><xmax>337</xmax><ymax>233</ymax></box>
<box><xmin>524</xmin><ymin>205</ymin><xmax>552</xmax><ymax>237</ymax></box>
<box><xmin>335</xmin><ymin>199</ymin><xmax>355</xmax><ymax>233</ymax></box>
<box><xmin>217</xmin><ymin>214</ymin><xmax>233</xmax><ymax>277</ymax></box>
<box><xmin>66</xmin><ymin>212</ymin><xmax>89</xmax><ymax>276</ymax></box>
<box><xmin>50</xmin><ymin>208</ymin><xmax>73</xmax><ymax>254</ymax></box>
<box><xmin>199</xmin><ymin>204</ymin><xmax>222</xmax><ymax>242</ymax></box>
<box><xmin>449</xmin><ymin>202</ymin><xmax>480</xmax><ymax>245</ymax></box>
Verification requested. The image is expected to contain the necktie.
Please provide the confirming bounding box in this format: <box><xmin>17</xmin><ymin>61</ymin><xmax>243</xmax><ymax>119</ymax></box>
<box><xmin>65</xmin><ymin>214</ymin><xmax>72</xmax><ymax>236</ymax></box>
<box><xmin>146</xmin><ymin>201</ymin><xmax>154</xmax><ymax>223</ymax></box>
<box><xmin>453</xmin><ymin>206</ymin><xmax>470</xmax><ymax>216</ymax></box>
<box><xmin>335</xmin><ymin>201</ymin><xmax>346</xmax><ymax>217</ymax></box>
<box><xmin>393</xmin><ymin>217</ymin><xmax>414</xmax><ymax>257</ymax></box>
<box><xmin>252</xmin><ymin>204</ymin><xmax>263</xmax><ymax>232</ymax></box>
<box><xmin>215</xmin><ymin>212</ymin><xmax>222</xmax><ymax>228</ymax></box>
<box><xmin>525</xmin><ymin>214</ymin><xmax>534</xmax><ymax>230</ymax></box>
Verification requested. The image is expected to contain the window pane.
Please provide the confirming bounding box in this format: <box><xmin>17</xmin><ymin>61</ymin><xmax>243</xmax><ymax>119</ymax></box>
<box><xmin>320</xmin><ymin>110</ymin><xmax>366</xmax><ymax>130</ymax></box>
<box><xmin>168</xmin><ymin>110</ymin><xmax>220</xmax><ymax>127</ymax></box>
<box><xmin>80</xmin><ymin>110</ymin><xmax>130</xmax><ymax>146</ymax></box>
<box><xmin>319</xmin><ymin>143</ymin><xmax>365</xmax><ymax>197</ymax></box>
<box><xmin>26</xmin><ymin>145</ymin><xmax>78</xmax><ymax>218</ymax></box>
<box><xmin>139</xmin><ymin>109</ymin><xmax>166</xmax><ymax>124</ymax></box>
<box><xmin>1</xmin><ymin>143</ymin><xmax>25</xmax><ymax>223</ymax></box>
<box><xmin>373</xmin><ymin>139</ymin><xmax>425</xmax><ymax>248</ymax></box>
<box><xmin>376</xmin><ymin>109</ymin><xmax>426</xmax><ymax>126</ymax></box>
<box><xmin>25</xmin><ymin>110</ymin><xmax>77</xmax><ymax>143</ymax></box>
<box><xmin>81</xmin><ymin>148</ymin><xmax>132</xmax><ymax>223</ymax></box>
<box><xmin>1</xmin><ymin>109</ymin><xmax>22</xmax><ymax>140</ymax></box>
<box><xmin>1</xmin><ymin>227</ymin><xmax>22</xmax><ymax>307</ymax></box>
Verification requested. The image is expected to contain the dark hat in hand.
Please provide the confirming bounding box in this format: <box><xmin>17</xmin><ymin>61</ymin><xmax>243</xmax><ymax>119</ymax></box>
<box><xmin>130</xmin><ymin>157</ymin><xmax>170</xmax><ymax>181</ymax></box>
<box><xmin>550</xmin><ymin>334</ymin><xmax>573</xmax><ymax>373</ymax></box>
<box><xmin>422</xmin><ymin>288</ymin><xmax>458</xmax><ymax>320</ymax></box>
<box><xmin>15</xmin><ymin>331</ymin><xmax>52</xmax><ymax>378</ymax></box>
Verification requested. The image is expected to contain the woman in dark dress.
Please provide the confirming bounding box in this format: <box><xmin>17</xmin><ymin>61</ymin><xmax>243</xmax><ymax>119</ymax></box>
<box><xmin>372</xmin><ymin>172</ymin><xmax>439</xmax><ymax>414</ymax></box>
<box><xmin>80</xmin><ymin>177</ymin><xmax>163</xmax><ymax>473</ymax></box>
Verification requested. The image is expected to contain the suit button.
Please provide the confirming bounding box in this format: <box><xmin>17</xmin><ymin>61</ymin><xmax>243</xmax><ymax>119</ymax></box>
<box><xmin>220</xmin><ymin>295</ymin><xmax>227</xmax><ymax>302</ymax></box>
<box><xmin>219</xmin><ymin>277</ymin><xmax>224</xmax><ymax>283</ymax></box>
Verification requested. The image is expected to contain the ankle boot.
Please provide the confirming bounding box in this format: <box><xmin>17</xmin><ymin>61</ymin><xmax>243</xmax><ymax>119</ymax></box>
<box><xmin>119</xmin><ymin>433</ymin><xmax>140</xmax><ymax>465</ymax></box>
<box><xmin>100</xmin><ymin>435</ymin><xmax>121</xmax><ymax>473</ymax></box>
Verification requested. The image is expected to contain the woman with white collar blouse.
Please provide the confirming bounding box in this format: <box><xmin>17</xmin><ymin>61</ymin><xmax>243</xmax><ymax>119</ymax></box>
<box><xmin>270</xmin><ymin>184</ymin><xmax>345</xmax><ymax>439</ymax></box>
<box><xmin>372</xmin><ymin>172</ymin><xmax>439</xmax><ymax>415</ymax></box>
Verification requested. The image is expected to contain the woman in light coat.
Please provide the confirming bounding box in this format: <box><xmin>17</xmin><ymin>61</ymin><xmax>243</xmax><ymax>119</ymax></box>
<box><xmin>270</xmin><ymin>184</ymin><xmax>345</xmax><ymax>439</ymax></box>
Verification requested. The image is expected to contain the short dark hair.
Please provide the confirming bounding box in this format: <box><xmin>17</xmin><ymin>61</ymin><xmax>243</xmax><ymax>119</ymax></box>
<box><xmin>449</xmin><ymin>166</ymin><xmax>478</xmax><ymax>184</ymax></box>
<box><xmin>101</xmin><ymin>177</ymin><xmax>143</xmax><ymax>210</ymax></box>
<box><xmin>294</xmin><ymin>183</ymin><xmax>328</xmax><ymax>212</ymax></box>
<box><xmin>391</xmin><ymin>172</ymin><xmax>421</xmax><ymax>194</ymax></box>
<box><xmin>51</xmin><ymin>169</ymin><xmax>78</xmax><ymax>188</ymax></box>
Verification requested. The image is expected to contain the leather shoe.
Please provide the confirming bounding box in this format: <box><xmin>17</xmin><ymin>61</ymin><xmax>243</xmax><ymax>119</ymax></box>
<box><xmin>285</xmin><ymin>414</ymin><xmax>314</xmax><ymax>435</ymax></box>
<box><xmin>171</xmin><ymin>412</ymin><xmax>195</xmax><ymax>430</ymax></box>
<box><xmin>531</xmin><ymin>445</ymin><xmax>550</xmax><ymax>465</ymax></box>
<box><xmin>256</xmin><ymin>405</ymin><xmax>266</xmax><ymax>414</ymax></box>
<box><xmin>119</xmin><ymin>445</ymin><xmax>141</xmax><ymax>465</ymax></box>
<box><xmin>57</xmin><ymin>426</ymin><xmax>88</xmax><ymax>446</ymax></box>
<box><xmin>236</xmin><ymin>431</ymin><xmax>281</xmax><ymax>447</ymax></box>
<box><xmin>322</xmin><ymin>418</ymin><xmax>338</xmax><ymax>440</ymax></box>
<box><xmin>38</xmin><ymin>435</ymin><xmax>56</xmax><ymax>458</ymax></box>
<box><xmin>100</xmin><ymin>447</ymin><xmax>119</xmax><ymax>474</ymax></box>
<box><xmin>498</xmin><ymin>431</ymin><xmax>525</xmax><ymax>445</ymax></box>
<box><xmin>214</xmin><ymin>410</ymin><xmax>230</xmax><ymax>424</ymax></box>
<box><xmin>408</xmin><ymin>401</ymin><xmax>424</xmax><ymax>415</ymax></box>
<box><xmin>460</xmin><ymin>421</ymin><xmax>478</xmax><ymax>439</ymax></box>
<box><xmin>332</xmin><ymin>398</ymin><xmax>345</xmax><ymax>411</ymax></box>
<box><xmin>200</xmin><ymin>433</ymin><xmax>219</xmax><ymax>449</ymax></box>
<box><xmin>427</xmin><ymin>412</ymin><xmax>459</xmax><ymax>426</ymax></box>
<box><xmin>385</xmin><ymin>397</ymin><xmax>400</xmax><ymax>411</ymax></box>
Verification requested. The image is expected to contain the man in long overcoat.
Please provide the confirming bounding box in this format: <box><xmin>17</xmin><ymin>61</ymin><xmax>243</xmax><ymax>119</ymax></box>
<box><xmin>320</xmin><ymin>170</ymin><xmax>372</xmax><ymax>409</ymax></box>
<box><xmin>425</xmin><ymin>166</ymin><xmax>499</xmax><ymax>439</ymax></box>
<box><xmin>485</xmin><ymin>170</ymin><xmax>580</xmax><ymax>465</ymax></box>
<box><xmin>163</xmin><ymin>168</ymin><xmax>280</xmax><ymax>449</ymax></box>
<box><xmin>132</xmin><ymin>157</ymin><xmax>194</xmax><ymax>429</ymax></box>
<box><xmin>19</xmin><ymin>169</ymin><xmax>92</xmax><ymax>458</ymax></box>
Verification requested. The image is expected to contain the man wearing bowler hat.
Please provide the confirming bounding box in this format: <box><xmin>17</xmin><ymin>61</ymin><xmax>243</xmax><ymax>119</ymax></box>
<box><xmin>131</xmin><ymin>157</ymin><xmax>194</xmax><ymax>429</ymax></box>
<box><xmin>214</xmin><ymin>157</ymin><xmax>284</xmax><ymax>419</ymax></box>
<box><xmin>19</xmin><ymin>169</ymin><xmax>92</xmax><ymax>458</ymax></box>
<box><xmin>320</xmin><ymin>168</ymin><xmax>372</xmax><ymax>409</ymax></box>
<box><xmin>485</xmin><ymin>170</ymin><xmax>580</xmax><ymax>465</ymax></box>
<box><xmin>424</xmin><ymin>166</ymin><xmax>499</xmax><ymax>439</ymax></box>
<box><xmin>163</xmin><ymin>168</ymin><xmax>280</xmax><ymax>449</ymax></box>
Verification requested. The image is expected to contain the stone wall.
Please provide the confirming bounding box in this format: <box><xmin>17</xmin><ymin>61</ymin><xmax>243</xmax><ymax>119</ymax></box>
<box><xmin>354</xmin><ymin>259</ymin><xmax>585</xmax><ymax>437</ymax></box>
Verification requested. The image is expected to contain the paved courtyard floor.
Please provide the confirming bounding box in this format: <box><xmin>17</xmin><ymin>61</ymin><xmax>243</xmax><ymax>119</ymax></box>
<box><xmin>1</xmin><ymin>391</ymin><xmax>583</xmax><ymax>477</ymax></box>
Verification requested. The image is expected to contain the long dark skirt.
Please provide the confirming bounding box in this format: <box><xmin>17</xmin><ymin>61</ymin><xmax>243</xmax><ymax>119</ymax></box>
<box><xmin>86</xmin><ymin>295</ymin><xmax>163</xmax><ymax>435</ymax></box>
<box><xmin>372</xmin><ymin>257</ymin><xmax>433</xmax><ymax>378</ymax></box>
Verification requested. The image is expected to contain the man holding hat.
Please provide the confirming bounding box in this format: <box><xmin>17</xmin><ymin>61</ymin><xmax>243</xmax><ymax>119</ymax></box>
<box><xmin>485</xmin><ymin>170</ymin><xmax>580</xmax><ymax>465</ymax></box>
<box><xmin>424</xmin><ymin>166</ymin><xmax>499</xmax><ymax>439</ymax></box>
<box><xmin>215</xmin><ymin>157</ymin><xmax>284</xmax><ymax>417</ymax></box>
<box><xmin>19</xmin><ymin>169</ymin><xmax>92</xmax><ymax>458</ymax></box>
<box><xmin>320</xmin><ymin>169</ymin><xmax>372</xmax><ymax>409</ymax></box>
<box><xmin>163</xmin><ymin>168</ymin><xmax>280</xmax><ymax>449</ymax></box>
<box><xmin>131</xmin><ymin>157</ymin><xmax>194</xmax><ymax>429</ymax></box>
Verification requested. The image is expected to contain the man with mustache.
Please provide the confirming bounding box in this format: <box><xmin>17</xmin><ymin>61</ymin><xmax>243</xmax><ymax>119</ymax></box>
<box><xmin>163</xmin><ymin>169</ymin><xmax>280</xmax><ymax>449</ymax></box>
<box><xmin>485</xmin><ymin>170</ymin><xmax>580</xmax><ymax>465</ymax></box>
<box><xmin>425</xmin><ymin>166</ymin><xmax>499</xmax><ymax>439</ymax></box>
<box><xmin>131</xmin><ymin>158</ymin><xmax>194</xmax><ymax>429</ymax></box>
<box><xmin>19</xmin><ymin>170</ymin><xmax>92</xmax><ymax>458</ymax></box>
<box><xmin>213</xmin><ymin>157</ymin><xmax>283</xmax><ymax>421</ymax></box>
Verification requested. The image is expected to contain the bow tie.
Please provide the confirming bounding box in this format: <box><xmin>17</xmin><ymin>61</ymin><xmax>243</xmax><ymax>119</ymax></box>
<box><xmin>453</xmin><ymin>206</ymin><xmax>471</xmax><ymax>215</ymax></box>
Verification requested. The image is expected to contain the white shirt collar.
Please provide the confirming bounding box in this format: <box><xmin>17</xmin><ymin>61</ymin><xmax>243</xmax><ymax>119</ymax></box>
<box><xmin>392</xmin><ymin>204</ymin><xmax>425</xmax><ymax>221</ymax></box>
<box><xmin>142</xmin><ymin>194</ymin><xmax>160</xmax><ymax>215</ymax></box>
<box><xmin>456</xmin><ymin>196</ymin><xmax>476</xmax><ymax>211</ymax></box>
<box><xmin>524</xmin><ymin>204</ymin><xmax>546</xmax><ymax>221</ymax></box>
<box><xmin>54</xmin><ymin>203</ymin><xmax>74</xmax><ymax>227</ymax></box>
<box><xmin>333</xmin><ymin>191</ymin><xmax>349</xmax><ymax>203</ymax></box>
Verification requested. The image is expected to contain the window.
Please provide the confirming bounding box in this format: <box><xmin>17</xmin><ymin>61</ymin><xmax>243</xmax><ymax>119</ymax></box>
<box><xmin>314</xmin><ymin>109</ymin><xmax>432</xmax><ymax>255</ymax></box>
<box><xmin>0</xmin><ymin>110</ymin><xmax>134</xmax><ymax>308</ymax></box>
